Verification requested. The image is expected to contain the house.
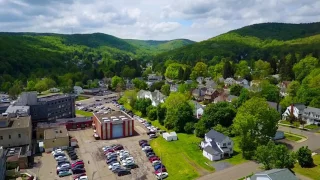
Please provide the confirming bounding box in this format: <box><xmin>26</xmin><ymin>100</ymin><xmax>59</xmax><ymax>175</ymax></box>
<box><xmin>226</xmin><ymin>95</ymin><xmax>238</xmax><ymax>103</ymax></box>
<box><xmin>267</xmin><ymin>101</ymin><xmax>281</xmax><ymax>113</ymax></box>
<box><xmin>73</xmin><ymin>86</ymin><xmax>83</xmax><ymax>95</ymax></box>
<box><xmin>185</xmin><ymin>80</ymin><xmax>193</xmax><ymax>84</ymax></box>
<box><xmin>125</xmin><ymin>79</ymin><xmax>134</xmax><ymax>89</ymax></box>
<box><xmin>137</xmin><ymin>90</ymin><xmax>166</xmax><ymax>106</ymax></box>
<box><xmin>204</xmin><ymin>88</ymin><xmax>220</xmax><ymax>102</ymax></box>
<box><xmin>49</xmin><ymin>87</ymin><xmax>60</xmax><ymax>93</ymax></box>
<box><xmin>192</xmin><ymin>87</ymin><xmax>207</xmax><ymax>101</ymax></box>
<box><xmin>98</xmin><ymin>80</ymin><xmax>105</xmax><ymax>87</ymax></box>
<box><xmin>214</xmin><ymin>95</ymin><xmax>227</xmax><ymax>103</ymax></box>
<box><xmin>248</xmin><ymin>168</ymin><xmax>298</xmax><ymax>180</ymax></box>
<box><xmin>162</xmin><ymin>132</ymin><xmax>178</xmax><ymax>141</ymax></box>
<box><xmin>148</xmin><ymin>74</ymin><xmax>162</xmax><ymax>82</ymax></box>
<box><xmin>196</xmin><ymin>77</ymin><xmax>204</xmax><ymax>84</ymax></box>
<box><xmin>279</xmin><ymin>81</ymin><xmax>291</xmax><ymax>97</ymax></box>
<box><xmin>236</xmin><ymin>78</ymin><xmax>250</xmax><ymax>88</ymax></box>
<box><xmin>282</xmin><ymin>104</ymin><xmax>320</xmax><ymax>125</ymax></box>
<box><xmin>192</xmin><ymin>101</ymin><xmax>205</xmax><ymax>119</ymax></box>
<box><xmin>200</xmin><ymin>129</ymin><xmax>233</xmax><ymax>161</ymax></box>
<box><xmin>224</xmin><ymin>78</ymin><xmax>236</xmax><ymax>86</ymax></box>
<box><xmin>170</xmin><ymin>84</ymin><xmax>179</xmax><ymax>92</ymax></box>
<box><xmin>218</xmin><ymin>77</ymin><xmax>225</xmax><ymax>83</ymax></box>
<box><xmin>205</xmin><ymin>80</ymin><xmax>217</xmax><ymax>89</ymax></box>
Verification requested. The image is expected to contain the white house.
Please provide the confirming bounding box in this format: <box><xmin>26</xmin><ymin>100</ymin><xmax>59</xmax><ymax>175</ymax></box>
<box><xmin>192</xmin><ymin>101</ymin><xmax>205</xmax><ymax>119</ymax></box>
<box><xmin>200</xmin><ymin>129</ymin><xmax>233</xmax><ymax>161</ymax></box>
<box><xmin>73</xmin><ymin>86</ymin><xmax>83</xmax><ymax>95</ymax></box>
<box><xmin>282</xmin><ymin>104</ymin><xmax>320</xmax><ymax>125</ymax></box>
<box><xmin>224</xmin><ymin>78</ymin><xmax>236</xmax><ymax>86</ymax></box>
<box><xmin>248</xmin><ymin>168</ymin><xmax>298</xmax><ymax>180</ymax></box>
<box><xmin>162</xmin><ymin>132</ymin><xmax>178</xmax><ymax>141</ymax></box>
<box><xmin>196</xmin><ymin>77</ymin><xmax>204</xmax><ymax>84</ymax></box>
<box><xmin>137</xmin><ymin>90</ymin><xmax>166</xmax><ymax>106</ymax></box>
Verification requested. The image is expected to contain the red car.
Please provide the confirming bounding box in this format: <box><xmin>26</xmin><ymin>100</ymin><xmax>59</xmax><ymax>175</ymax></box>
<box><xmin>149</xmin><ymin>156</ymin><xmax>160</xmax><ymax>162</ymax></box>
<box><xmin>113</xmin><ymin>145</ymin><xmax>123</xmax><ymax>151</ymax></box>
<box><xmin>72</xmin><ymin>161</ymin><xmax>84</xmax><ymax>167</ymax></box>
<box><xmin>104</xmin><ymin>149</ymin><xmax>115</xmax><ymax>154</ymax></box>
<box><xmin>155</xmin><ymin>168</ymin><xmax>167</xmax><ymax>173</ymax></box>
<box><xmin>139</xmin><ymin>140</ymin><xmax>147</xmax><ymax>146</ymax></box>
<box><xmin>73</xmin><ymin>173</ymin><xmax>86</xmax><ymax>179</ymax></box>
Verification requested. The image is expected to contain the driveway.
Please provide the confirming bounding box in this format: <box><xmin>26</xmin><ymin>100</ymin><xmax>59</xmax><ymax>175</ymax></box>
<box><xmin>278</xmin><ymin>126</ymin><xmax>320</xmax><ymax>151</ymax></box>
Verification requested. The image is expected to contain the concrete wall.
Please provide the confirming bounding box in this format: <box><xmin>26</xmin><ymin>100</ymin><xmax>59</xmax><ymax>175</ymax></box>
<box><xmin>0</xmin><ymin>147</ymin><xmax>6</xmax><ymax>180</ymax></box>
<box><xmin>44</xmin><ymin>137</ymin><xmax>69</xmax><ymax>150</ymax></box>
<box><xmin>0</xmin><ymin>125</ymin><xmax>32</xmax><ymax>148</ymax></box>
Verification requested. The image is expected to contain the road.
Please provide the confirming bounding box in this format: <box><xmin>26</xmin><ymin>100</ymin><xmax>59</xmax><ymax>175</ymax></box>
<box><xmin>278</xmin><ymin>126</ymin><xmax>320</xmax><ymax>151</ymax></box>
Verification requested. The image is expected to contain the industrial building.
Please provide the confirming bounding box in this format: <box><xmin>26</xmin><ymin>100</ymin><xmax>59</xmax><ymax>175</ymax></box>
<box><xmin>0</xmin><ymin>113</ymin><xmax>32</xmax><ymax>148</ymax></box>
<box><xmin>0</xmin><ymin>146</ymin><xmax>5</xmax><ymax>180</ymax></box>
<box><xmin>43</xmin><ymin>126</ymin><xmax>69</xmax><ymax>152</ymax></box>
<box><xmin>92</xmin><ymin>111</ymin><xmax>134</xmax><ymax>140</ymax></box>
<box><xmin>6</xmin><ymin>92</ymin><xmax>75</xmax><ymax>122</ymax></box>
<box><xmin>6</xmin><ymin>146</ymin><xmax>31</xmax><ymax>169</ymax></box>
<box><xmin>56</xmin><ymin>117</ymin><xmax>92</xmax><ymax>130</ymax></box>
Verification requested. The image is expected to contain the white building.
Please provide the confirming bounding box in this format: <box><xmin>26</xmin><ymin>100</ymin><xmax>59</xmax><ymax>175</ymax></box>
<box><xmin>282</xmin><ymin>104</ymin><xmax>320</xmax><ymax>125</ymax></box>
<box><xmin>137</xmin><ymin>90</ymin><xmax>166</xmax><ymax>106</ymax></box>
<box><xmin>162</xmin><ymin>132</ymin><xmax>178</xmax><ymax>141</ymax></box>
<box><xmin>73</xmin><ymin>86</ymin><xmax>83</xmax><ymax>95</ymax></box>
<box><xmin>200</xmin><ymin>129</ymin><xmax>233</xmax><ymax>161</ymax></box>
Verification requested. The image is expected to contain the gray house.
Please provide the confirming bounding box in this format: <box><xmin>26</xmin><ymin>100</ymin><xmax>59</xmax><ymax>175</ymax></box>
<box><xmin>249</xmin><ymin>169</ymin><xmax>298</xmax><ymax>180</ymax></box>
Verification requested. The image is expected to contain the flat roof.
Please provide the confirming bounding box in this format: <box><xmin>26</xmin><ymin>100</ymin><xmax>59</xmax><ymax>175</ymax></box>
<box><xmin>44</xmin><ymin>126</ymin><xmax>69</xmax><ymax>139</ymax></box>
<box><xmin>94</xmin><ymin>111</ymin><xmax>132</xmax><ymax>123</ymax></box>
<box><xmin>0</xmin><ymin>103</ymin><xmax>10</xmax><ymax>107</ymax></box>
<box><xmin>0</xmin><ymin>116</ymin><xmax>31</xmax><ymax>129</ymax></box>
<box><xmin>38</xmin><ymin>94</ymin><xmax>73</xmax><ymax>102</ymax></box>
<box><xmin>56</xmin><ymin>117</ymin><xmax>92</xmax><ymax>123</ymax></box>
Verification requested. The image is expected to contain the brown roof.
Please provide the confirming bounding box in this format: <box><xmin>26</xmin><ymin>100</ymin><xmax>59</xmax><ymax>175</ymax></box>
<box><xmin>0</xmin><ymin>116</ymin><xmax>31</xmax><ymax>129</ymax></box>
<box><xmin>44</xmin><ymin>126</ymin><xmax>68</xmax><ymax>140</ymax></box>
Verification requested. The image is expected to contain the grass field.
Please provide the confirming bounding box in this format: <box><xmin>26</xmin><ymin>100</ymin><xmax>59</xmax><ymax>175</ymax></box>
<box><xmin>279</xmin><ymin>120</ymin><xmax>291</xmax><ymax>125</ymax></box>
<box><xmin>150</xmin><ymin>134</ymin><xmax>214</xmax><ymax>180</ymax></box>
<box><xmin>293</xmin><ymin>155</ymin><xmax>320</xmax><ymax>180</ymax></box>
<box><xmin>222</xmin><ymin>137</ymin><xmax>247</xmax><ymax>165</ymax></box>
<box><xmin>76</xmin><ymin>95</ymin><xmax>89</xmax><ymax>101</ymax></box>
<box><xmin>305</xmin><ymin>124</ymin><xmax>319</xmax><ymax>130</ymax></box>
<box><xmin>284</xmin><ymin>132</ymin><xmax>304</xmax><ymax>142</ymax></box>
<box><xmin>76</xmin><ymin>110</ymin><xmax>93</xmax><ymax>117</ymax></box>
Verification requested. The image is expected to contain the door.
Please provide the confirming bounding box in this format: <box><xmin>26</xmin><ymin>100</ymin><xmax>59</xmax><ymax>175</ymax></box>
<box><xmin>112</xmin><ymin>123</ymin><xmax>123</xmax><ymax>138</ymax></box>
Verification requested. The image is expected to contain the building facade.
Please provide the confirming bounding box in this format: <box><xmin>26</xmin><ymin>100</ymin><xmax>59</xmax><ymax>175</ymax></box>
<box><xmin>0</xmin><ymin>114</ymin><xmax>32</xmax><ymax>148</ymax></box>
<box><xmin>43</xmin><ymin>126</ymin><xmax>69</xmax><ymax>152</ymax></box>
<box><xmin>0</xmin><ymin>146</ymin><xmax>5</xmax><ymax>180</ymax></box>
<box><xmin>92</xmin><ymin>111</ymin><xmax>134</xmax><ymax>140</ymax></box>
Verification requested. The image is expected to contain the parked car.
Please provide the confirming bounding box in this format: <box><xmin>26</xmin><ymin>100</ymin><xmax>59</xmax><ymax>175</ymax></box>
<box><xmin>57</xmin><ymin>163</ymin><xmax>71</xmax><ymax>170</ymax></box>
<box><xmin>72</xmin><ymin>168</ymin><xmax>86</xmax><ymax>174</ymax></box>
<box><xmin>58</xmin><ymin>160</ymin><xmax>70</xmax><ymax>166</ymax></box>
<box><xmin>113</xmin><ymin>145</ymin><xmax>124</xmax><ymax>151</ymax></box>
<box><xmin>117</xmin><ymin>169</ymin><xmax>131</xmax><ymax>176</ymax></box>
<box><xmin>117</xmin><ymin>150</ymin><xmax>128</xmax><ymax>155</ymax></box>
<box><xmin>72</xmin><ymin>161</ymin><xmax>84</xmax><ymax>167</ymax></box>
<box><xmin>145</xmin><ymin>150</ymin><xmax>154</xmax><ymax>155</ymax></box>
<box><xmin>72</xmin><ymin>163</ymin><xmax>84</xmax><ymax>169</ymax></box>
<box><xmin>119</xmin><ymin>152</ymin><xmax>130</xmax><ymax>159</ymax></box>
<box><xmin>154</xmin><ymin>164</ymin><xmax>166</xmax><ymax>171</ymax></box>
<box><xmin>53</xmin><ymin>152</ymin><xmax>65</xmax><ymax>157</ymax></box>
<box><xmin>106</xmin><ymin>158</ymin><xmax>118</xmax><ymax>164</ymax></box>
<box><xmin>149</xmin><ymin>157</ymin><xmax>160</xmax><ymax>162</ymax></box>
<box><xmin>72</xmin><ymin>160</ymin><xmax>83</xmax><ymax>164</ymax></box>
<box><xmin>124</xmin><ymin>163</ymin><xmax>138</xmax><ymax>169</ymax></box>
<box><xmin>122</xmin><ymin>160</ymin><xmax>135</xmax><ymax>166</ymax></box>
<box><xmin>111</xmin><ymin>166</ymin><xmax>121</xmax><ymax>173</ymax></box>
<box><xmin>70</xmin><ymin>155</ymin><xmax>78</xmax><ymax>160</ymax></box>
<box><xmin>147</xmin><ymin>131</ymin><xmax>156</xmax><ymax>135</ymax></box>
<box><xmin>57</xmin><ymin>167</ymin><xmax>70</xmax><ymax>174</ymax></box>
<box><xmin>69</xmin><ymin>152</ymin><xmax>77</xmax><ymax>156</ymax></box>
<box><xmin>147</xmin><ymin>153</ymin><xmax>156</xmax><ymax>158</ymax></box>
<box><xmin>52</xmin><ymin>149</ymin><xmax>62</xmax><ymax>155</ymax></box>
<box><xmin>155</xmin><ymin>168</ymin><xmax>167</xmax><ymax>173</ymax></box>
<box><xmin>55</xmin><ymin>156</ymin><xmax>67</xmax><ymax>161</ymax></box>
<box><xmin>155</xmin><ymin>172</ymin><xmax>169</xmax><ymax>179</ymax></box>
<box><xmin>73</xmin><ymin>173</ymin><xmax>86</xmax><ymax>179</ymax></box>
<box><xmin>139</xmin><ymin>140</ymin><xmax>147</xmax><ymax>146</ymax></box>
<box><xmin>75</xmin><ymin>175</ymin><xmax>88</xmax><ymax>180</ymax></box>
<box><xmin>152</xmin><ymin>161</ymin><xmax>162</xmax><ymax>167</ymax></box>
<box><xmin>108</xmin><ymin>162</ymin><xmax>120</xmax><ymax>170</ymax></box>
<box><xmin>141</xmin><ymin>143</ymin><xmax>150</xmax><ymax>148</ymax></box>
<box><xmin>142</xmin><ymin>146</ymin><xmax>152</xmax><ymax>151</ymax></box>
<box><xmin>121</xmin><ymin>157</ymin><xmax>134</xmax><ymax>163</ymax></box>
<box><xmin>58</xmin><ymin>170</ymin><xmax>72</xmax><ymax>177</ymax></box>
<box><xmin>146</xmin><ymin>151</ymin><xmax>155</xmax><ymax>156</ymax></box>
<box><xmin>105</xmin><ymin>149</ymin><xmax>115</xmax><ymax>153</ymax></box>
<box><xmin>149</xmin><ymin>134</ymin><xmax>157</xmax><ymax>139</ymax></box>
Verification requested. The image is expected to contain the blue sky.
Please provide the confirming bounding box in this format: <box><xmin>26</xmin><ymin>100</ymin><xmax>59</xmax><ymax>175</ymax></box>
<box><xmin>0</xmin><ymin>0</ymin><xmax>319</xmax><ymax>41</ymax></box>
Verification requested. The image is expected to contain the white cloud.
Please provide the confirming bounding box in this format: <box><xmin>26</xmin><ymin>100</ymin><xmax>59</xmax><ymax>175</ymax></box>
<box><xmin>0</xmin><ymin>0</ymin><xmax>319</xmax><ymax>41</ymax></box>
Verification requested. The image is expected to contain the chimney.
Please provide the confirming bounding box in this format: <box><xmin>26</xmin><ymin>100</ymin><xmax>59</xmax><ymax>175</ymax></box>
<box><xmin>290</xmin><ymin>104</ymin><xmax>294</xmax><ymax>117</ymax></box>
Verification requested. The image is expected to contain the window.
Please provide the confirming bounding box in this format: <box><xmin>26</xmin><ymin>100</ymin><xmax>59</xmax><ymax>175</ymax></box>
<box><xmin>228</xmin><ymin>142</ymin><xmax>231</xmax><ymax>145</ymax></box>
<box><xmin>18</xmin><ymin>134</ymin><xmax>21</xmax><ymax>138</ymax></box>
<box><xmin>9</xmin><ymin>135</ymin><xmax>11</xmax><ymax>139</ymax></box>
<box><xmin>223</xmin><ymin>143</ymin><xmax>226</xmax><ymax>147</ymax></box>
<box><xmin>0</xmin><ymin>136</ymin><xmax>2</xmax><ymax>140</ymax></box>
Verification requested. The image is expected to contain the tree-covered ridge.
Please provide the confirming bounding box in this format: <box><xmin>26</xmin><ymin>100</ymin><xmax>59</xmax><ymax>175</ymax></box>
<box><xmin>125</xmin><ymin>39</ymin><xmax>195</xmax><ymax>54</ymax></box>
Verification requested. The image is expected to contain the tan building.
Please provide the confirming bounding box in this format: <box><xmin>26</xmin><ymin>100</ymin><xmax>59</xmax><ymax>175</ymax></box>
<box><xmin>0</xmin><ymin>114</ymin><xmax>32</xmax><ymax>148</ymax></box>
<box><xmin>43</xmin><ymin>126</ymin><xmax>69</xmax><ymax>152</ymax></box>
<box><xmin>36</xmin><ymin>122</ymin><xmax>60</xmax><ymax>140</ymax></box>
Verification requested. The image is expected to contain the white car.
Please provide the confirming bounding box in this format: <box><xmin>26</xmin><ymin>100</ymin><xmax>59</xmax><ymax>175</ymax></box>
<box><xmin>55</xmin><ymin>156</ymin><xmax>67</xmax><ymax>161</ymax></box>
<box><xmin>142</xmin><ymin>146</ymin><xmax>152</xmax><ymax>151</ymax></box>
<box><xmin>57</xmin><ymin>163</ymin><xmax>70</xmax><ymax>170</ymax></box>
<box><xmin>156</xmin><ymin>172</ymin><xmax>169</xmax><ymax>179</ymax></box>
<box><xmin>102</xmin><ymin>146</ymin><xmax>112</xmax><ymax>151</ymax></box>
<box><xmin>121</xmin><ymin>157</ymin><xmax>134</xmax><ymax>164</ymax></box>
<box><xmin>53</xmin><ymin>152</ymin><xmax>65</xmax><ymax>157</ymax></box>
<box><xmin>108</xmin><ymin>162</ymin><xmax>120</xmax><ymax>170</ymax></box>
<box><xmin>152</xmin><ymin>160</ymin><xmax>161</xmax><ymax>166</ymax></box>
<box><xmin>117</xmin><ymin>150</ymin><xmax>128</xmax><ymax>155</ymax></box>
<box><xmin>51</xmin><ymin>149</ymin><xmax>62</xmax><ymax>155</ymax></box>
<box><xmin>119</xmin><ymin>152</ymin><xmax>130</xmax><ymax>159</ymax></box>
<box><xmin>75</xmin><ymin>176</ymin><xmax>88</xmax><ymax>180</ymax></box>
<box><xmin>122</xmin><ymin>159</ymin><xmax>135</xmax><ymax>166</ymax></box>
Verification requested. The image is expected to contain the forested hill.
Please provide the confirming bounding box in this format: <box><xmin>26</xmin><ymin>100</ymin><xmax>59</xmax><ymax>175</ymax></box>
<box><xmin>153</xmin><ymin>22</ymin><xmax>320</xmax><ymax>67</ymax></box>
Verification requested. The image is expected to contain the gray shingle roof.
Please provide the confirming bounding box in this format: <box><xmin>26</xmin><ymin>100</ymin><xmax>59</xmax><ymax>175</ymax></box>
<box><xmin>203</xmin><ymin>143</ymin><xmax>222</xmax><ymax>156</ymax></box>
<box><xmin>206</xmin><ymin>129</ymin><xmax>227</xmax><ymax>143</ymax></box>
<box><xmin>304</xmin><ymin>106</ymin><xmax>320</xmax><ymax>114</ymax></box>
<box><xmin>251</xmin><ymin>169</ymin><xmax>298</xmax><ymax>180</ymax></box>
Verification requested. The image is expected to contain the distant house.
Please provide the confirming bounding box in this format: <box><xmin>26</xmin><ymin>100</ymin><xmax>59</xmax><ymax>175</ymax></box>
<box><xmin>192</xmin><ymin>87</ymin><xmax>207</xmax><ymax>101</ymax></box>
<box><xmin>205</xmin><ymin>80</ymin><xmax>217</xmax><ymax>89</ymax></box>
<box><xmin>192</xmin><ymin>101</ymin><xmax>205</xmax><ymax>119</ymax></box>
<box><xmin>218</xmin><ymin>77</ymin><xmax>225</xmax><ymax>83</ymax></box>
<box><xmin>185</xmin><ymin>80</ymin><xmax>193</xmax><ymax>84</ymax></box>
<box><xmin>226</xmin><ymin>95</ymin><xmax>238</xmax><ymax>103</ymax></box>
<box><xmin>49</xmin><ymin>88</ymin><xmax>60</xmax><ymax>93</ymax></box>
<box><xmin>204</xmin><ymin>88</ymin><xmax>220</xmax><ymax>102</ymax></box>
<box><xmin>200</xmin><ymin>129</ymin><xmax>233</xmax><ymax>161</ymax></box>
<box><xmin>73</xmin><ymin>86</ymin><xmax>83</xmax><ymax>95</ymax></box>
<box><xmin>148</xmin><ymin>74</ymin><xmax>162</xmax><ymax>82</ymax></box>
<box><xmin>224</xmin><ymin>78</ymin><xmax>236</xmax><ymax>86</ymax></box>
<box><xmin>137</xmin><ymin>90</ymin><xmax>166</xmax><ymax>106</ymax></box>
<box><xmin>196</xmin><ymin>77</ymin><xmax>204</xmax><ymax>84</ymax></box>
<box><xmin>282</xmin><ymin>104</ymin><xmax>320</xmax><ymax>125</ymax></box>
<box><xmin>279</xmin><ymin>81</ymin><xmax>291</xmax><ymax>97</ymax></box>
<box><xmin>248</xmin><ymin>168</ymin><xmax>298</xmax><ymax>180</ymax></box>
<box><xmin>214</xmin><ymin>95</ymin><xmax>227</xmax><ymax>103</ymax></box>
<box><xmin>162</xmin><ymin>132</ymin><xmax>178</xmax><ymax>141</ymax></box>
<box><xmin>236</xmin><ymin>78</ymin><xmax>250</xmax><ymax>88</ymax></box>
<box><xmin>125</xmin><ymin>79</ymin><xmax>134</xmax><ymax>90</ymax></box>
<box><xmin>98</xmin><ymin>80</ymin><xmax>105</xmax><ymax>87</ymax></box>
<box><xmin>170</xmin><ymin>84</ymin><xmax>179</xmax><ymax>92</ymax></box>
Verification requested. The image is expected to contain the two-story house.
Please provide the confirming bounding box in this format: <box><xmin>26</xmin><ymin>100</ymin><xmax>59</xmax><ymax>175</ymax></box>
<box><xmin>282</xmin><ymin>104</ymin><xmax>320</xmax><ymax>125</ymax></box>
<box><xmin>192</xmin><ymin>101</ymin><xmax>205</xmax><ymax>119</ymax></box>
<box><xmin>204</xmin><ymin>88</ymin><xmax>220</xmax><ymax>102</ymax></box>
<box><xmin>137</xmin><ymin>90</ymin><xmax>166</xmax><ymax>106</ymax></box>
<box><xmin>224</xmin><ymin>78</ymin><xmax>236</xmax><ymax>87</ymax></box>
<box><xmin>192</xmin><ymin>87</ymin><xmax>207</xmax><ymax>101</ymax></box>
<box><xmin>248</xmin><ymin>168</ymin><xmax>298</xmax><ymax>180</ymax></box>
<box><xmin>205</xmin><ymin>80</ymin><xmax>217</xmax><ymax>89</ymax></box>
<box><xmin>200</xmin><ymin>129</ymin><xmax>233</xmax><ymax>161</ymax></box>
<box><xmin>278</xmin><ymin>81</ymin><xmax>291</xmax><ymax>97</ymax></box>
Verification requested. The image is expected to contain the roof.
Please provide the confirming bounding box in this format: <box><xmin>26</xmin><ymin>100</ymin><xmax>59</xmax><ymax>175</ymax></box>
<box><xmin>5</xmin><ymin>105</ymin><xmax>29</xmax><ymax>114</ymax></box>
<box><xmin>0</xmin><ymin>116</ymin><xmax>31</xmax><ymax>129</ymax></box>
<box><xmin>44</xmin><ymin>126</ymin><xmax>69</xmax><ymax>139</ymax></box>
<box><xmin>214</xmin><ymin>95</ymin><xmax>227</xmax><ymax>102</ymax></box>
<box><xmin>170</xmin><ymin>132</ymin><xmax>177</xmax><ymax>136</ymax></box>
<box><xmin>94</xmin><ymin>111</ymin><xmax>132</xmax><ymax>124</ymax></box>
<box><xmin>251</xmin><ymin>169</ymin><xmax>298</xmax><ymax>180</ymax></box>
<box><xmin>304</xmin><ymin>106</ymin><xmax>320</xmax><ymax>114</ymax></box>
<box><xmin>38</xmin><ymin>94</ymin><xmax>73</xmax><ymax>102</ymax></box>
<box><xmin>203</xmin><ymin>144</ymin><xmax>222</xmax><ymax>155</ymax></box>
<box><xmin>206</xmin><ymin>129</ymin><xmax>227</xmax><ymax>143</ymax></box>
<box><xmin>56</xmin><ymin>117</ymin><xmax>92</xmax><ymax>123</ymax></box>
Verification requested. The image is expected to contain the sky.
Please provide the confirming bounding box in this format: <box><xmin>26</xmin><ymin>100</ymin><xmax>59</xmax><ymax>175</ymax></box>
<box><xmin>0</xmin><ymin>0</ymin><xmax>320</xmax><ymax>41</ymax></box>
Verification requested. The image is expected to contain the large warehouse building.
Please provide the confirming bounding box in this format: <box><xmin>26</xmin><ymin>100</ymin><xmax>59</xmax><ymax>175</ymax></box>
<box><xmin>92</xmin><ymin>111</ymin><xmax>134</xmax><ymax>140</ymax></box>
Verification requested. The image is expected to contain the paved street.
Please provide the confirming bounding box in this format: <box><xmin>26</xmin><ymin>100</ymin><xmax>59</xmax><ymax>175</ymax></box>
<box><xmin>278</xmin><ymin>126</ymin><xmax>320</xmax><ymax>151</ymax></box>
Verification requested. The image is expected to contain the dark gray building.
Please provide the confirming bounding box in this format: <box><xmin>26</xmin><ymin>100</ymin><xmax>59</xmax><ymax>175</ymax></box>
<box><xmin>8</xmin><ymin>92</ymin><xmax>75</xmax><ymax>122</ymax></box>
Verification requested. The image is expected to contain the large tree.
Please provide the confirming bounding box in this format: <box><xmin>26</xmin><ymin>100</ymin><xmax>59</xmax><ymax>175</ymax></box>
<box><xmin>111</xmin><ymin>76</ymin><xmax>125</xmax><ymax>90</ymax></box>
<box><xmin>200</xmin><ymin>102</ymin><xmax>236</xmax><ymax>127</ymax></box>
<box><xmin>160</xmin><ymin>84</ymin><xmax>170</xmax><ymax>96</ymax></box>
<box><xmin>132</xmin><ymin>78</ymin><xmax>147</xmax><ymax>90</ymax></box>
<box><xmin>134</xmin><ymin>98</ymin><xmax>152</xmax><ymax>116</ymax></box>
<box><xmin>253</xmin><ymin>60</ymin><xmax>272</xmax><ymax>80</ymax></box>
<box><xmin>235</xmin><ymin>60</ymin><xmax>251</xmax><ymax>78</ymax></box>
<box><xmin>293</xmin><ymin>56</ymin><xmax>319</xmax><ymax>81</ymax></box>
<box><xmin>233</xmin><ymin>97</ymin><xmax>280</xmax><ymax>159</ymax></box>
<box><xmin>260</xmin><ymin>82</ymin><xmax>280</xmax><ymax>102</ymax></box>
<box><xmin>223</xmin><ymin>61</ymin><xmax>234</xmax><ymax>79</ymax></box>
<box><xmin>190</xmin><ymin>62</ymin><xmax>208</xmax><ymax>80</ymax></box>
<box><xmin>230</xmin><ymin>84</ymin><xmax>243</xmax><ymax>96</ymax></box>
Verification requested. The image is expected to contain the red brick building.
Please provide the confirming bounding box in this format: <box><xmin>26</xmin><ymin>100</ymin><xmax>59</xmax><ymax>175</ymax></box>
<box><xmin>92</xmin><ymin>111</ymin><xmax>134</xmax><ymax>140</ymax></box>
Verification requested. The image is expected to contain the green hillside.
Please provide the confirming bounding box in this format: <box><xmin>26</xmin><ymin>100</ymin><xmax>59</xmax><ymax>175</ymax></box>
<box><xmin>154</xmin><ymin>22</ymin><xmax>320</xmax><ymax>65</ymax></box>
<box><xmin>125</xmin><ymin>39</ymin><xmax>195</xmax><ymax>54</ymax></box>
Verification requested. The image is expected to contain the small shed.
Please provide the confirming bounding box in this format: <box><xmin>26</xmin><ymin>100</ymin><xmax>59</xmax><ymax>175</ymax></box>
<box><xmin>273</xmin><ymin>131</ymin><xmax>285</xmax><ymax>140</ymax></box>
<box><xmin>162</xmin><ymin>132</ymin><xmax>178</xmax><ymax>141</ymax></box>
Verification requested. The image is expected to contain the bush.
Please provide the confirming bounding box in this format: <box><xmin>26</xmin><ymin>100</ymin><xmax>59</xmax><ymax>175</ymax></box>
<box><xmin>297</xmin><ymin>146</ymin><xmax>314</xmax><ymax>167</ymax></box>
<box><xmin>184</xmin><ymin>122</ymin><xmax>195</xmax><ymax>134</ymax></box>
<box><xmin>147</xmin><ymin>106</ymin><xmax>157</xmax><ymax>121</ymax></box>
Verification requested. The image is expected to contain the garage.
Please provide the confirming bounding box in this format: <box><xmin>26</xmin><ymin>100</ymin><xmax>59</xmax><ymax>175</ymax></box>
<box><xmin>112</xmin><ymin>123</ymin><xmax>123</xmax><ymax>138</ymax></box>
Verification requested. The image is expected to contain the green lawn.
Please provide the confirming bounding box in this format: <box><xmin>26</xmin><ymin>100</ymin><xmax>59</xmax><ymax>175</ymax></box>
<box><xmin>305</xmin><ymin>124</ymin><xmax>319</xmax><ymax>130</ymax></box>
<box><xmin>293</xmin><ymin>155</ymin><xmax>320</xmax><ymax>180</ymax></box>
<box><xmin>76</xmin><ymin>95</ymin><xmax>89</xmax><ymax>101</ymax></box>
<box><xmin>279</xmin><ymin>120</ymin><xmax>291</xmax><ymax>125</ymax></box>
<box><xmin>284</xmin><ymin>132</ymin><xmax>304</xmax><ymax>142</ymax></box>
<box><xmin>150</xmin><ymin>133</ymin><xmax>214</xmax><ymax>180</ymax></box>
<box><xmin>222</xmin><ymin>136</ymin><xmax>247</xmax><ymax>165</ymax></box>
<box><xmin>76</xmin><ymin>110</ymin><xmax>93</xmax><ymax>117</ymax></box>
